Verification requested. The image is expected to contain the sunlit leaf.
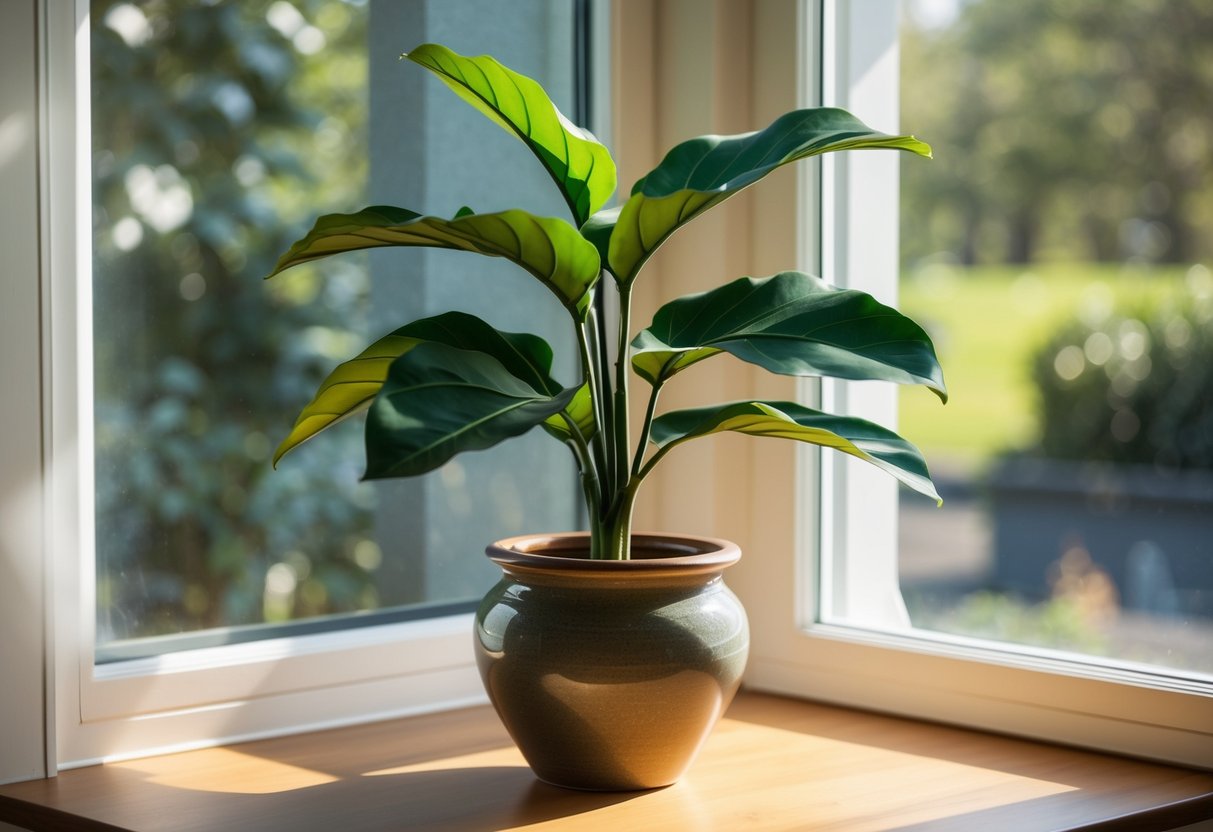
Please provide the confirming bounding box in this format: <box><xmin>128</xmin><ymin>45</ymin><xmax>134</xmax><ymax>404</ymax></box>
<box><xmin>650</xmin><ymin>400</ymin><xmax>940</xmax><ymax>503</ymax></box>
<box><xmin>608</xmin><ymin>108</ymin><xmax>931</xmax><ymax>285</ymax></box>
<box><xmin>542</xmin><ymin>383</ymin><xmax>596</xmax><ymax>443</ymax></box>
<box><xmin>632</xmin><ymin>271</ymin><xmax>947</xmax><ymax>401</ymax></box>
<box><xmin>404</xmin><ymin>43</ymin><xmax>616</xmax><ymax>226</ymax></box>
<box><xmin>274</xmin><ymin>312</ymin><xmax>557</xmax><ymax>466</ymax></box>
<box><xmin>267</xmin><ymin>205</ymin><xmax>601</xmax><ymax>318</ymax></box>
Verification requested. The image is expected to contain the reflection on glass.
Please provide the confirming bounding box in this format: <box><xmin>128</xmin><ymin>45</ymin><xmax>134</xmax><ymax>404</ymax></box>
<box><xmin>91</xmin><ymin>0</ymin><xmax>579</xmax><ymax>654</ymax></box>
<box><xmin>898</xmin><ymin>0</ymin><xmax>1213</xmax><ymax>674</ymax></box>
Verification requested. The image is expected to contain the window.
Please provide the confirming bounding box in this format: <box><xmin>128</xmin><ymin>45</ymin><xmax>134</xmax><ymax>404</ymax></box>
<box><xmin>89</xmin><ymin>0</ymin><xmax>581</xmax><ymax>661</ymax></box>
<box><xmin>3</xmin><ymin>0</ymin><xmax>1209</xmax><ymax>786</ymax></box>
<box><xmin>895</xmin><ymin>0</ymin><xmax>1213</xmax><ymax>677</ymax></box>
<box><xmin>738</xmin><ymin>0</ymin><xmax>1211</xmax><ymax>769</ymax></box>
<box><xmin>1</xmin><ymin>0</ymin><xmax>603</xmax><ymax>776</ymax></box>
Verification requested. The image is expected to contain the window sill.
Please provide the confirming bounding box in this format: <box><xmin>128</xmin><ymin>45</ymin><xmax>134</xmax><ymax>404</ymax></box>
<box><xmin>1</xmin><ymin>691</ymin><xmax>1211</xmax><ymax>831</ymax></box>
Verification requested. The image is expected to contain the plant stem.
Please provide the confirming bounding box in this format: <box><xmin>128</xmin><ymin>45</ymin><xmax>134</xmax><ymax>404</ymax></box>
<box><xmin>560</xmin><ymin>412</ymin><xmax>601</xmax><ymax>532</ymax></box>
<box><xmin>637</xmin><ymin>443</ymin><xmax>673</xmax><ymax>481</ymax></box>
<box><xmin>632</xmin><ymin>378</ymin><xmax>664</xmax><ymax>477</ymax></box>
<box><xmin>606</xmin><ymin>476</ymin><xmax>642</xmax><ymax>560</ymax></box>
<box><xmin>610</xmin><ymin>285</ymin><xmax>634</xmax><ymax>555</ymax></box>
<box><xmin>593</xmin><ymin>289</ymin><xmax>617</xmax><ymax>493</ymax></box>
<box><xmin>576</xmin><ymin>316</ymin><xmax>612</xmax><ymax>523</ymax></box>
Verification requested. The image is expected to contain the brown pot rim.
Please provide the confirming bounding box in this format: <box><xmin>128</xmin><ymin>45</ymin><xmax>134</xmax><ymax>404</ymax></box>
<box><xmin>486</xmin><ymin>531</ymin><xmax>741</xmax><ymax>579</ymax></box>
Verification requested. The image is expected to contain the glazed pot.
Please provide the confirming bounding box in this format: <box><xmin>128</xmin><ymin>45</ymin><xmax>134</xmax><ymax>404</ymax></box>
<box><xmin>475</xmin><ymin>532</ymin><xmax>749</xmax><ymax>791</ymax></box>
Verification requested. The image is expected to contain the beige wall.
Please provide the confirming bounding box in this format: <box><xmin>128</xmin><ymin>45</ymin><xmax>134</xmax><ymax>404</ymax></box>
<box><xmin>612</xmin><ymin>0</ymin><xmax>802</xmax><ymax>606</ymax></box>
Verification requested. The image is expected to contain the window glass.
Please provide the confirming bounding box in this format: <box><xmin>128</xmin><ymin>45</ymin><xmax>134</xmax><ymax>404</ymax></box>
<box><xmin>91</xmin><ymin>0</ymin><xmax>580</xmax><ymax>657</ymax></box>
<box><xmin>897</xmin><ymin>0</ymin><xmax>1213</xmax><ymax>675</ymax></box>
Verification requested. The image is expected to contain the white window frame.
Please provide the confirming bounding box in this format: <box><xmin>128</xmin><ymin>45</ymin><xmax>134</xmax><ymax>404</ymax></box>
<box><xmin>740</xmin><ymin>0</ymin><xmax>1213</xmax><ymax>771</ymax></box>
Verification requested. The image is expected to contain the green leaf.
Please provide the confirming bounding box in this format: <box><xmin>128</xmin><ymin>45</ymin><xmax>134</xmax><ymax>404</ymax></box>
<box><xmin>608</xmin><ymin>108</ymin><xmax>931</xmax><ymax>285</ymax></box>
<box><xmin>542</xmin><ymin>383</ymin><xmax>597</xmax><ymax>443</ymax></box>
<box><xmin>631</xmin><ymin>271</ymin><xmax>947</xmax><ymax>401</ymax></box>
<box><xmin>274</xmin><ymin>312</ymin><xmax>559</xmax><ymax>467</ymax></box>
<box><xmin>580</xmin><ymin>207</ymin><xmax>619</xmax><ymax>276</ymax></box>
<box><xmin>365</xmin><ymin>340</ymin><xmax>577</xmax><ymax>480</ymax></box>
<box><xmin>403</xmin><ymin>43</ymin><xmax>617</xmax><ymax>226</ymax></box>
<box><xmin>650</xmin><ymin>400</ymin><xmax>940</xmax><ymax>504</ymax></box>
<box><xmin>267</xmin><ymin>205</ymin><xmax>601</xmax><ymax>318</ymax></box>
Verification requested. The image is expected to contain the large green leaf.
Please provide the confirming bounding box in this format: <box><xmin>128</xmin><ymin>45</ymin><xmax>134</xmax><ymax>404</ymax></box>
<box><xmin>631</xmin><ymin>271</ymin><xmax>947</xmax><ymax>401</ymax></box>
<box><xmin>650</xmin><ymin>400</ymin><xmax>940</xmax><ymax>503</ymax></box>
<box><xmin>365</xmin><ymin>340</ymin><xmax>577</xmax><ymax>480</ymax></box>
<box><xmin>267</xmin><ymin>205</ymin><xmax>601</xmax><ymax>318</ymax></box>
<box><xmin>607</xmin><ymin>108</ymin><xmax>931</xmax><ymax>285</ymax></box>
<box><xmin>274</xmin><ymin>312</ymin><xmax>558</xmax><ymax>467</ymax></box>
<box><xmin>403</xmin><ymin>43</ymin><xmax>616</xmax><ymax>226</ymax></box>
<box><xmin>579</xmin><ymin>207</ymin><xmax>619</xmax><ymax>275</ymax></box>
<box><xmin>542</xmin><ymin>383</ymin><xmax>596</xmax><ymax>443</ymax></box>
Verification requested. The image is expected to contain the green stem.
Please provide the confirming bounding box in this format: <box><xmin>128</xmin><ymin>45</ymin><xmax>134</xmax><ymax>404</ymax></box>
<box><xmin>576</xmin><ymin>316</ymin><xmax>612</xmax><ymax>520</ymax></box>
<box><xmin>611</xmin><ymin>285</ymin><xmax>633</xmax><ymax>551</ymax></box>
<box><xmin>606</xmin><ymin>476</ymin><xmax>643</xmax><ymax>560</ymax></box>
<box><xmin>560</xmin><ymin>412</ymin><xmax>601</xmax><ymax>517</ymax></box>
<box><xmin>637</xmin><ymin>443</ymin><xmax>673</xmax><ymax>482</ymax></box>
<box><xmin>632</xmin><ymin>378</ymin><xmax>664</xmax><ymax>478</ymax></box>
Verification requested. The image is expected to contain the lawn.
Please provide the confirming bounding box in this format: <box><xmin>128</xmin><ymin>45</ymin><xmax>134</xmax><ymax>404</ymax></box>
<box><xmin>897</xmin><ymin>262</ymin><xmax>1196</xmax><ymax>474</ymax></box>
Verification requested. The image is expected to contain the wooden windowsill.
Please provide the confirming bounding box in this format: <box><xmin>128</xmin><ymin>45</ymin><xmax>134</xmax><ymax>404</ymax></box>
<box><xmin>1</xmin><ymin>691</ymin><xmax>1210</xmax><ymax>831</ymax></box>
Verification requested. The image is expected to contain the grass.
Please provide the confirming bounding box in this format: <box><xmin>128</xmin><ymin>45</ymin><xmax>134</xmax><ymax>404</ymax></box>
<box><xmin>897</xmin><ymin>262</ymin><xmax>1196</xmax><ymax>474</ymax></box>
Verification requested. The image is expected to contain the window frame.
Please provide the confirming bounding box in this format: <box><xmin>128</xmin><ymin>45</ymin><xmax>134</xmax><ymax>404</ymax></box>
<box><xmin>0</xmin><ymin>0</ymin><xmax>54</xmax><ymax>788</ymax></box>
<box><xmin>737</xmin><ymin>0</ymin><xmax>1212</xmax><ymax>771</ymax></box>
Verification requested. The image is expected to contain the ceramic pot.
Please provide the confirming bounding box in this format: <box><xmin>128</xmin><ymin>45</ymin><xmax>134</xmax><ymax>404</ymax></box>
<box><xmin>475</xmin><ymin>532</ymin><xmax>749</xmax><ymax>791</ymax></box>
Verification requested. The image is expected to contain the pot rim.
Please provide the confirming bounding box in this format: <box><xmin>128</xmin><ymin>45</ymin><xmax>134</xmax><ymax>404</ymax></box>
<box><xmin>486</xmin><ymin>531</ymin><xmax>741</xmax><ymax>577</ymax></box>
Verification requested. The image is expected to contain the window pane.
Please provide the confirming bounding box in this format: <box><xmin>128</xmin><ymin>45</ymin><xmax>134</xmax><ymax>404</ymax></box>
<box><xmin>91</xmin><ymin>0</ymin><xmax>581</xmax><ymax>655</ymax></box>
<box><xmin>898</xmin><ymin>0</ymin><xmax>1213</xmax><ymax>674</ymax></box>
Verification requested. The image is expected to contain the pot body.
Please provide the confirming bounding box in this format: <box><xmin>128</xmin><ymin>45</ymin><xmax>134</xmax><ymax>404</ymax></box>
<box><xmin>475</xmin><ymin>532</ymin><xmax>749</xmax><ymax>791</ymax></box>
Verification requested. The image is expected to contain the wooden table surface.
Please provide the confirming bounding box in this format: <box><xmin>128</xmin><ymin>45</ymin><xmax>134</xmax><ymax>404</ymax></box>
<box><xmin>2</xmin><ymin>691</ymin><xmax>1211</xmax><ymax>831</ymax></box>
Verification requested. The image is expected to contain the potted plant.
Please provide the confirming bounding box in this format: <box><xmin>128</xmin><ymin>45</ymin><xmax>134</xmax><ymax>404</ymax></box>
<box><xmin>268</xmin><ymin>43</ymin><xmax>946</xmax><ymax>791</ymax></box>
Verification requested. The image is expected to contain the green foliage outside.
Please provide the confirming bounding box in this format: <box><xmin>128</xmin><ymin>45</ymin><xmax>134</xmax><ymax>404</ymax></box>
<box><xmin>898</xmin><ymin>263</ymin><xmax>1201</xmax><ymax>469</ymax></box>
<box><xmin>898</xmin><ymin>0</ymin><xmax>1213</xmax><ymax>467</ymax></box>
<box><xmin>90</xmin><ymin>0</ymin><xmax>1213</xmax><ymax>640</ymax></box>
<box><xmin>1032</xmin><ymin>286</ymin><xmax>1213</xmax><ymax>468</ymax></box>
<box><xmin>901</xmin><ymin>0</ymin><xmax>1213</xmax><ymax>269</ymax></box>
<box><xmin>898</xmin><ymin>0</ymin><xmax>1213</xmax><ymax>667</ymax></box>
<box><xmin>92</xmin><ymin>0</ymin><xmax>377</xmax><ymax>641</ymax></box>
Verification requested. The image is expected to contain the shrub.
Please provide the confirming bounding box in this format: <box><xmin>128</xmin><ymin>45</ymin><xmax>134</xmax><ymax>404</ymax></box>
<box><xmin>1031</xmin><ymin>298</ymin><xmax>1213</xmax><ymax>469</ymax></box>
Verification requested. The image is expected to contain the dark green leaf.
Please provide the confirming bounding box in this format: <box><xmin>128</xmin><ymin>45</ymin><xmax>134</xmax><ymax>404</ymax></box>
<box><xmin>403</xmin><ymin>43</ymin><xmax>617</xmax><ymax>226</ymax></box>
<box><xmin>609</xmin><ymin>108</ymin><xmax>931</xmax><ymax>284</ymax></box>
<box><xmin>632</xmin><ymin>271</ymin><xmax>947</xmax><ymax>401</ymax></box>
<box><xmin>365</xmin><ymin>341</ymin><xmax>577</xmax><ymax>479</ymax></box>
<box><xmin>650</xmin><ymin>400</ymin><xmax>940</xmax><ymax>503</ymax></box>
<box><xmin>267</xmin><ymin>205</ymin><xmax>601</xmax><ymax>318</ymax></box>
<box><xmin>274</xmin><ymin>312</ymin><xmax>557</xmax><ymax>466</ymax></box>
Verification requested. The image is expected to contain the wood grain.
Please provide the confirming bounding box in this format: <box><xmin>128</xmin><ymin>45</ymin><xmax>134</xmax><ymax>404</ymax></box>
<box><xmin>2</xmin><ymin>692</ymin><xmax>1211</xmax><ymax>831</ymax></box>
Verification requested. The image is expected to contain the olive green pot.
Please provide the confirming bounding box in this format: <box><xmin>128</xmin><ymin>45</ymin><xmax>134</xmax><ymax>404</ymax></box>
<box><xmin>475</xmin><ymin>532</ymin><xmax>749</xmax><ymax>791</ymax></box>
